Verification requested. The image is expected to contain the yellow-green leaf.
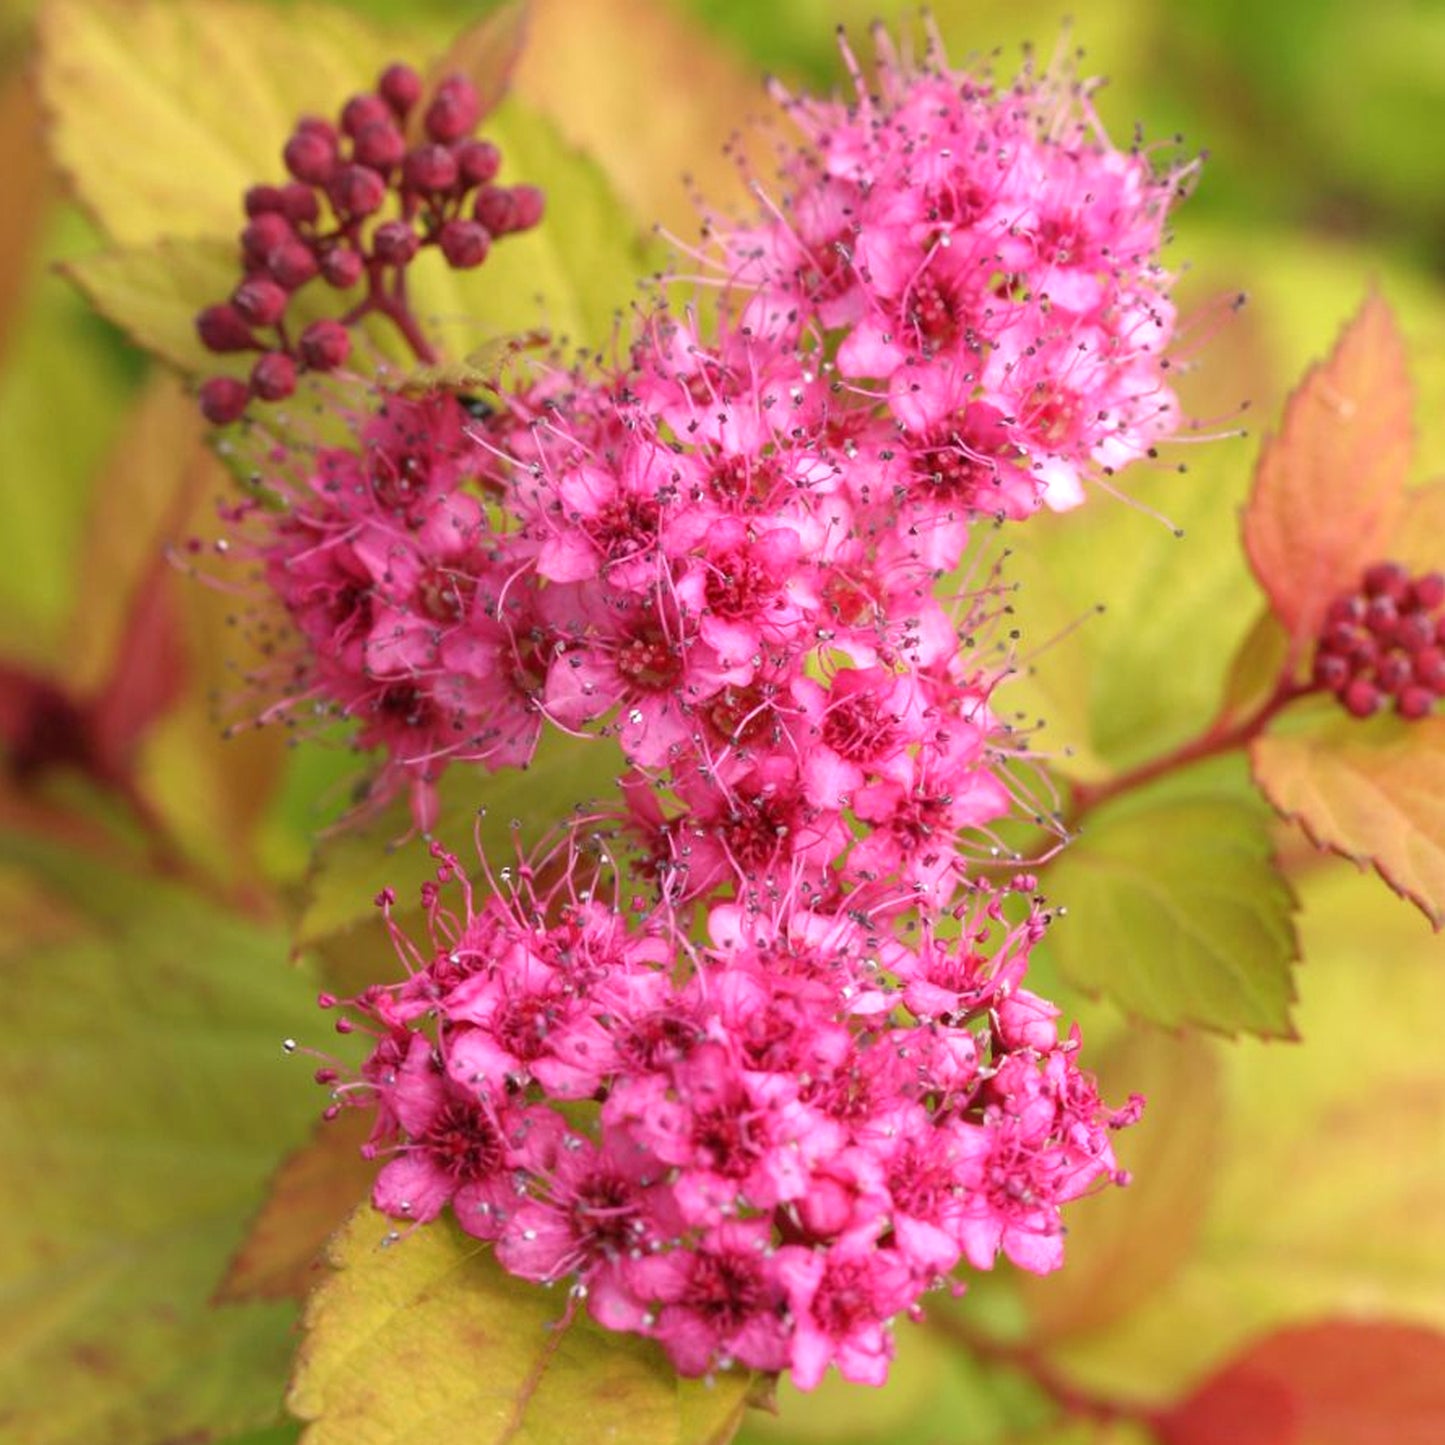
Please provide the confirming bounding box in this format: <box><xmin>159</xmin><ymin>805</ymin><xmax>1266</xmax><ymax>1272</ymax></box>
<box><xmin>1251</xmin><ymin>708</ymin><xmax>1445</xmax><ymax>928</ymax></box>
<box><xmin>39</xmin><ymin>0</ymin><xmax>396</xmax><ymax>245</ymax></box>
<box><xmin>288</xmin><ymin>1210</ymin><xmax>752</xmax><ymax>1445</ymax></box>
<box><xmin>1044</xmin><ymin>783</ymin><xmax>1299</xmax><ymax>1037</ymax></box>
<box><xmin>0</xmin><ymin>832</ymin><xmax>324</xmax><ymax>1444</ymax></box>
<box><xmin>1241</xmin><ymin>292</ymin><xmax>1412</xmax><ymax>652</ymax></box>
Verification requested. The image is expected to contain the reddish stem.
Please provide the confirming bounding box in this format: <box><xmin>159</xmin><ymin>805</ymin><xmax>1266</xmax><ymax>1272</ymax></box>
<box><xmin>1062</xmin><ymin>674</ymin><xmax>1317</xmax><ymax>832</ymax></box>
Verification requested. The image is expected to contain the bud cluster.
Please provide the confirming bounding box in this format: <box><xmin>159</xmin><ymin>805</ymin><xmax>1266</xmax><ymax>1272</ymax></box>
<box><xmin>1314</xmin><ymin>561</ymin><xmax>1445</xmax><ymax>720</ymax></box>
<box><xmin>194</xmin><ymin>63</ymin><xmax>544</xmax><ymax>424</ymax></box>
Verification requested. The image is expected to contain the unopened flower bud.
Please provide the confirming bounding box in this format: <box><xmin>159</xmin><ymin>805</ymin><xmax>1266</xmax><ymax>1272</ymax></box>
<box><xmin>353</xmin><ymin>119</ymin><xmax>406</xmax><ymax>172</ymax></box>
<box><xmin>251</xmin><ymin>351</ymin><xmax>298</xmax><ymax>401</ymax></box>
<box><xmin>1342</xmin><ymin>676</ymin><xmax>1382</xmax><ymax>719</ymax></box>
<box><xmin>509</xmin><ymin>184</ymin><xmax>546</xmax><ymax>231</ymax></box>
<box><xmin>242</xmin><ymin>213</ymin><xmax>293</xmax><ymax>265</ymax></box>
<box><xmin>1410</xmin><ymin>572</ymin><xmax>1445</xmax><ymax>611</ymax></box>
<box><xmin>1363</xmin><ymin>561</ymin><xmax>1409</xmax><ymax>603</ymax></box>
<box><xmin>438</xmin><ymin>219</ymin><xmax>490</xmax><ymax>269</ymax></box>
<box><xmin>372</xmin><ymin>220</ymin><xmax>420</xmax><ymax>266</ymax></box>
<box><xmin>244</xmin><ymin>184</ymin><xmax>286</xmax><ymax>217</ymax></box>
<box><xmin>341</xmin><ymin>92</ymin><xmax>392</xmax><ymax>138</ymax></box>
<box><xmin>232</xmin><ymin>276</ymin><xmax>289</xmax><ymax>327</ymax></box>
<box><xmin>299</xmin><ymin>319</ymin><xmax>351</xmax><ymax>372</ymax></box>
<box><xmin>403</xmin><ymin>143</ymin><xmax>459</xmax><ymax>194</ymax></box>
<box><xmin>454</xmin><ymin>139</ymin><xmax>501</xmax><ymax>187</ymax></box>
<box><xmin>279</xmin><ymin>182</ymin><xmax>320</xmax><ymax>226</ymax></box>
<box><xmin>424</xmin><ymin>75</ymin><xmax>480</xmax><ymax>143</ymax></box>
<box><xmin>320</xmin><ymin>246</ymin><xmax>366</xmax><ymax>288</ymax></box>
<box><xmin>198</xmin><ymin>375</ymin><xmax>250</xmax><ymax>424</ymax></box>
<box><xmin>284</xmin><ymin>127</ymin><xmax>337</xmax><ymax>186</ymax></box>
<box><xmin>473</xmin><ymin>185</ymin><xmax>516</xmax><ymax>234</ymax></box>
<box><xmin>378</xmin><ymin>62</ymin><xmax>423</xmax><ymax>118</ymax></box>
<box><xmin>1398</xmin><ymin>685</ymin><xmax>1435</xmax><ymax>720</ymax></box>
<box><xmin>196</xmin><ymin>303</ymin><xmax>256</xmax><ymax>353</ymax></box>
<box><xmin>330</xmin><ymin>164</ymin><xmax>387</xmax><ymax>217</ymax></box>
<box><xmin>267</xmin><ymin>240</ymin><xmax>320</xmax><ymax>290</ymax></box>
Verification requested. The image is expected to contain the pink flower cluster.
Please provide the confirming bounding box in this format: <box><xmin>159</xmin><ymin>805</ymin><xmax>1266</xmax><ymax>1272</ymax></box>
<box><xmin>323</xmin><ymin>837</ymin><xmax>1138</xmax><ymax>1388</ymax></box>
<box><xmin>250</xmin><ymin>29</ymin><xmax>1189</xmax><ymax>1389</ymax></box>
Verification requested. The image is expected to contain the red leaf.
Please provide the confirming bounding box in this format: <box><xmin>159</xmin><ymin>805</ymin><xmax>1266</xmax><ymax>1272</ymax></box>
<box><xmin>1157</xmin><ymin>1321</ymin><xmax>1445</xmax><ymax>1445</ymax></box>
<box><xmin>1242</xmin><ymin>293</ymin><xmax>1412</xmax><ymax>652</ymax></box>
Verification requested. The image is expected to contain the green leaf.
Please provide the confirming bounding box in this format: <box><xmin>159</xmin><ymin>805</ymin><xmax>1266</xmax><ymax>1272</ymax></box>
<box><xmin>1032</xmin><ymin>862</ymin><xmax>1445</xmax><ymax>1402</ymax></box>
<box><xmin>38</xmin><ymin>0</ymin><xmax>396</xmax><ymax>245</ymax></box>
<box><xmin>295</xmin><ymin>727</ymin><xmax>625</xmax><ymax>951</ymax></box>
<box><xmin>288</xmin><ymin>1209</ymin><xmax>752</xmax><ymax>1445</ymax></box>
<box><xmin>1043</xmin><ymin>782</ymin><xmax>1299</xmax><ymax>1037</ymax></box>
<box><xmin>1251</xmin><ymin>709</ymin><xmax>1445</xmax><ymax>929</ymax></box>
<box><xmin>0</xmin><ymin>832</ymin><xmax>324</xmax><ymax>1444</ymax></box>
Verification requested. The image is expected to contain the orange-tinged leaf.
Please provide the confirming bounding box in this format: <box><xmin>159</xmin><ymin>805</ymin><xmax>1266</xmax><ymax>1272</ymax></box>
<box><xmin>0</xmin><ymin>70</ymin><xmax>56</xmax><ymax>371</ymax></box>
<box><xmin>1017</xmin><ymin>1028</ymin><xmax>1223</xmax><ymax>1342</ymax></box>
<box><xmin>1241</xmin><ymin>292</ymin><xmax>1412</xmax><ymax>650</ymax></box>
<box><xmin>1155</xmin><ymin>1321</ymin><xmax>1445</xmax><ymax>1445</ymax></box>
<box><xmin>217</xmin><ymin>1112</ymin><xmax>375</xmax><ymax>1305</ymax></box>
<box><xmin>288</xmin><ymin>1209</ymin><xmax>752</xmax><ymax>1445</ymax></box>
<box><xmin>1251</xmin><ymin>710</ymin><xmax>1445</xmax><ymax>928</ymax></box>
<box><xmin>409</xmin><ymin>0</ymin><xmax>529</xmax><ymax>140</ymax></box>
<box><xmin>514</xmin><ymin>0</ymin><xmax>767</xmax><ymax>236</ymax></box>
<box><xmin>38</xmin><ymin>0</ymin><xmax>396</xmax><ymax>245</ymax></box>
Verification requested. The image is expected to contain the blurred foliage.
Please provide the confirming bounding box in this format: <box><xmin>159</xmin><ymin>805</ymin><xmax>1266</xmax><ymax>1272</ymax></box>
<box><xmin>2</xmin><ymin>1</ymin><xmax>1444</xmax><ymax>1442</ymax></box>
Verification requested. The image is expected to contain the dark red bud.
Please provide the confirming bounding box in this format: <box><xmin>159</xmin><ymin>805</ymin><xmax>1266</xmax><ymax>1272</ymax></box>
<box><xmin>329</xmin><ymin>164</ymin><xmax>388</xmax><ymax>217</ymax></box>
<box><xmin>1414</xmin><ymin>646</ymin><xmax>1445</xmax><ymax>690</ymax></box>
<box><xmin>232</xmin><ymin>276</ymin><xmax>289</xmax><ymax>327</ymax></box>
<box><xmin>378</xmin><ymin>62</ymin><xmax>423</xmax><ymax>117</ymax></box>
<box><xmin>372</xmin><ymin>220</ymin><xmax>420</xmax><ymax>265</ymax></box>
<box><xmin>279</xmin><ymin>181</ymin><xmax>320</xmax><ymax>226</ymax></box>
<box><xmin>199</xmin><ymin>375</ymin><xmax>250</xmax><ymax>424</ymax></box>
<box><xmin>1398</xmin><ymin>685</ymin><xmax>1435</xmax><ymax>720</ymax></box>
<box><xmin>242</xmin><ymin>213</ymin><xmax>294</xmax><ymax>264</ymax></box>
<box><xmin>473</xmin><ymin>184</ymin><xmax>516</xmax><ymax>234</ymax></box>
<box><xmin>423</xmin><ymin>75</ymin><xmax>480</xmax><ymax>143</ymax></box>
<box><xmin>244</xmin><ymin>184</ymin><xmax>286</xmax><ymax>217</ymax></box>
<box><xmin>196</xmin><ymin>303</ymin><xmax>257</xmax><ymax>353</ymax></box>
<box><xmin>437</xmin><ymin>218</ymin><xmax>490</xmax><ymax>268</ymax></box>
<box><xmin>295</xmin><ymin>115</ymin><xmax>338</xmax><ymax>145</ymax></box>
<box><xmin>284</xmin><ymin>127</ymin><xmax>337</xmax><ymax>186</ymax></box>
<box><xmin>1341</xmin><ymin>676</ymin><xmax>1383</xmax><ymax>719</ymax></box>
<box><xmin>1410</xmin><ymin>571</ymin><xmax>1445</xmax><ymax>611</ymax></box>
<box><xmin>1313</xmin><ymin>652</ymin><xmax>1349</xmax><ymax>691</ymax></box>
<box><xmin>402</xmin><ymin>142</ymin><xmax>459</xmax><ymax>194</ymax></box>
<box><xmin>1376</xmin><ymin>652</ymin><xmax>1413</xmax><ymax>694</ymax></box>
<box><xmin>250</xmin><ymin>351</ymin><xmax>298</xmax><ymax>401</ymax></box>
<box><xmin>267</xmin><ymin>240</ymin><xmax>320</xmax><ymax>290</ymax></box>
<box><xmin>1324</xmin><ymin>594</ymin><xmax>1366</xmax><ymax>627</ymax></box>
<box><xmin>1363</xmin><ymin>561</ymin><xmax>1409</xmax><ymax>602</ymax></box>
<box><xmin>352</xmin><ymin>119</ymin><xmax>406</xmax><ymax>172</ymax></box>
<box><xmin>509</xmin><ymin>183</ymin><xmax>545</xmax><ymax>231</ymax></box>
<box><xmin>1364</xmin><ymin>594</ymin><xmax>1399</xmax><ymax>640</ymax></box>
<box><xmin>320</xmin><ymin>246</ymin><xmax>366</xmax><ymax>288</ymax></box>
<box><xmin>298</xmin><ymin>319</ymin><xmax>351</xmax><ymax>372</ymax></box>
<box><xmin>1396</xmin><ymin>611</ymin><xmax>1436</xmax><ymax>653</ymax></box>
<box><xmin>341</xmin><ymin>92</ymin><xmax>392</xmax><ymax>138</ymax></box>
<box><xmin>454</xmin><ymin>138</ymin><xmax>501</xmax><ymax>187</ymax></box>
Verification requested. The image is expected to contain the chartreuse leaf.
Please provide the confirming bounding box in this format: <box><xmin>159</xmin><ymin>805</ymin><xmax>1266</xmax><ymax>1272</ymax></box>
<box><xmin>405</xmin><ymin>95</ymin><xmax>651</xmax><ymax>358</ymax></box>
<box><xmin>1241</xmin><ymin>292</ymin><xmax>1412</xmax><ymax>652</ymax></box>
<box><xmin>1155</xmin><ymin>1321</ymin><xmax>1445</xmax><ymax>1445</ymax></box>
<box><xmin>1031</xmin><ymin>861</ymin><xmax>1445</xmax><ymax>1403</ymax></box>
<box><xmin>1042</xmin><ymin>774</ymin><xmax>1298</xmax><ymax>1037</ymax></box>
<box><xmin>512</xmin><ymin>0</ymin><xmax>768</xmax><ymax>237</ymax></box>
<box><xmin>0</xmin><ymin>69</ymin><xmax>55</xmax><ymax>369</ymax></box>
<box><xmin>1251</xmin><ymin>707</ymin><xmax>1445</xmax><ymax>929</ymax></box>
<box><xmin>38</xmin><ymin>0</ymin><xmax>396</xmax><ymax>245</ymax></box>
<box><xmin>0</xmin><ymin>832</ymin><xmax>323</xmax><ymax>1444</ymax></box>
<box><xmin>295</xmin><ymin>727</ymin><xmax>625</xmax><ymax>951</ymax></box>
<box><xmin>288</xmin><ymin>1209</ymin><xmax>751</xmax><ymax>1445</ymax></box>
